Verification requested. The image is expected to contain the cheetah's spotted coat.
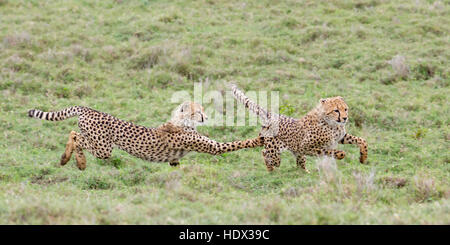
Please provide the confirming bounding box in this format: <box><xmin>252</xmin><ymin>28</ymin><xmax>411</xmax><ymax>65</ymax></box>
<box><xmin>231</xmin><ymin>84</ymin><xmax>368</xmax><ymax>172</ymax></box>
<box><xmin>28</xmin><ymin>102</ymin><xmax>263</xmax><ymax>170</ymax></box>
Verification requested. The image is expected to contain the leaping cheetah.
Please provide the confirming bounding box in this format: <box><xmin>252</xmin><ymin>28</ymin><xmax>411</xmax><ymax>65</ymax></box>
<box><xmin>28</xmin><ymin>101</ymin><xmax>263</xmax><ymax>170</ymax></box>
<box><xmin>231</xmin><ymin>84</ymin><xmax>368</xmax><ymax>172</ymax></box>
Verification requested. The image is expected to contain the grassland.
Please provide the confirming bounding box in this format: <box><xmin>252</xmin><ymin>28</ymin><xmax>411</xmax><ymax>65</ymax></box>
<box><xmin>0</xmin><ymin>0</ymin><xmax>448</xmax><ymax>224</ymax></box>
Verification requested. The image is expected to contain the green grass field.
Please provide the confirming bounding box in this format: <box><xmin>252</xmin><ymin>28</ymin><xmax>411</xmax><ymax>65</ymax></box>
<box><xmin>0</xmin><ymin>0</ymin><xmax>448</xmax><ymax>224</ymax></box>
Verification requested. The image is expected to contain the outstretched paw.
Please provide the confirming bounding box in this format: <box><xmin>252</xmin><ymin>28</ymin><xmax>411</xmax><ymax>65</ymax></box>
<box><xmin>75</xmin><ymin>149</ymin><xmax>86</xmax><ymax>170</ymax></box>
<box><xmin>266</xmin><ymin>165</ymin><xmax>275</xmax><ymax>172</ymax></box>
<box><xmin>60</xmin><ymin>153</ymin><xmax>71</xmax><ymax>165</ymax></box>
<box><xmin>360</xmin><ymin>153</ymin><xmax>368</xmax><ymax>164</ymax></box>
<box><xmin>335</xmin><ymin>151</ymin><xmax>346</xmax><ymax>160</ymax></box>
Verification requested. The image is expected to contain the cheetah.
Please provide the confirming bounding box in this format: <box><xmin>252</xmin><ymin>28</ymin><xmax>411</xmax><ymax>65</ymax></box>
<box><xmin>231</xmin><ymin>84</ymin><xmax>368</xmax><ymax>172</ymax></box>
<box><xmin>28</xmin><ymin>101</ymin><xmax>263</xmax><ymax>170</ymax></box>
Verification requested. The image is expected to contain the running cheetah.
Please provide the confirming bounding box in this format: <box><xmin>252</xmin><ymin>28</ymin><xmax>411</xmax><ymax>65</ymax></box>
<box><xmin>28</xmin><ymin>101</ymin><xmax>263</xmax><ymax>170</ymax></box>
<box><xmin>231</xmin><ymin>84</ymin><xmax>368</xmax><ymax>172</ymax></box>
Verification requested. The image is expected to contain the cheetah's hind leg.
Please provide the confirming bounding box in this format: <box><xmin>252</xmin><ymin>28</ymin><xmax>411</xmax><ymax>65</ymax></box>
<box><xmin>75</xmin><ymin>145</ymin><xmax>87</xmax><ymax>170</ymax></box>
<box><xmin>60</xmin><ymin>131</ymin><xmax>76</xmax><ymax>166</ymax></box>
<box><xmin>72</xmin><ymin>132</ymin><xmax>113</xmax><ymax>170</ymax></box>
<box><xmin>70</xmin><ymin>132</ymin><xmax>90</xmax><ymax>170</ymax></box>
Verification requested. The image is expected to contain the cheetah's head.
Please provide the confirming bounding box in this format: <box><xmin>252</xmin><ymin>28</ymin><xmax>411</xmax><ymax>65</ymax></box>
<box><xmin>170</xmin><ymin>101</ymin><xmax>208</xmax><ymax>129</ymax></box>
<box><xmin>319</xmin><ymin>96</ymin><xmax>348</xmax><ymax>126</ymax></box>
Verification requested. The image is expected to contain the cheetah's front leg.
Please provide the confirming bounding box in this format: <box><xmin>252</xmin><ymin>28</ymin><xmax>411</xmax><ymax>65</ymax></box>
<box><xmin>311</xmin><ymin>148</ymin><xmax>346</xmax><ymax>160</ymax></box>
<box><xmin>262</xmin><ymin>148</ymin><xmax>281</xmax><ymax>172</ymax></box>
<box><xmin>295</xmin><ymin>155</ymin><xmax>310</xmax><ymax>173</ymax></box>
<box><xmin>339</xmin><ymin>133</ymin><xmax>368</xmax><ymax>163</ymax></box>
<box><xmin>60</xmin><ymin>131</ymin><xmax>76</xmax><ymax>166</ymax></box>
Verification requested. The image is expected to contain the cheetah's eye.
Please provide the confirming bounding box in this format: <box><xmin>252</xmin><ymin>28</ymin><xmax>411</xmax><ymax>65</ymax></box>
<box><xmin>334</xmin><ymin>110</ymin><xmax>339</xmax><ymax>113</ymax></box>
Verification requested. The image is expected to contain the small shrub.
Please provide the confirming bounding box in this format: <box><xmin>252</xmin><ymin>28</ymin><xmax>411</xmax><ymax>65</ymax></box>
<box><xmin>413</xmin><ymin>63</ymin><xmax>435</xmax><ymax>80</ymax></box>
<box><xmin>56</xmin><ymin>68</ymin><xmax>77</xmax><ymax>83</ymax></box>
<box><xmin>83</xmin><ymin>176</ymin><xmax>114</xmax><ymax>190</ymax></box>
<box><xmin>254</xmin><ymin>52</ymin><xmax>277</xmax><ymax>65</ymax></box>
<box><xmin>121</xmin><ymin>169</ymin><xmax>147</xmax><ymax>186</ymax></box>
<box><xmin>380</xmin><ymin>176</ymin><xmax>407</xmax><ymax>188</ymax></box>
<box><xmin>281</xmin><ymin>17</ymin><xmax>300</xmax><ymax>29</ymax></box>
<box><xmin>264</xmin><ymin>201</ymin><xmax>282</xmax><ymax>223</ymax></box>
<box><xmin>54</xmin><ymin>86</ymin><xmax>71</xmax><ymax>98</ymax></box>
<box><xmin>350</xmin><ymin>107</ymin><xmax>366</xmax><ymax>128</ymax></box>
<box><xmin>147</xmin><ymin>70</ymin><xmax>175</xmax><ymax>87</ymax></box>
<box><xmin>73</xmin><ymin>84</ymin><xmax>93</xmax><ymax>98</ymax></box>
<box><xmin>128</xmin><ymin>46</ymin><xmax>164</xmax><ymax>69</ymax></box>
<box><xmin>96</xmin><ymin>157</ymin><xmax>124</xmax><ymax>169</ymax></box>
<box><xmin>413</xmin><ymin>175</ymin><xmax>439</xmax><ymax>202</ymax></box>
<box><xmin>100</xmin><ymin>45</ymin><xmax>118</xmax><ymax>62</ymax></box>
<box><xmin>4</xmin><ymin>54</ymin><xmax>31</xmax><ymax>72</ymax></box>
<box><xmin>413</xmin><ymin>128</ymin><xmax>428</xmax><ymax>140</ymax></box>
<box><xmin>330</xmin><ymin>58</ymin><xmax>345</xmax><ymax>69</ymax></box>
<box><xmin>3</xmin><ymin>32</ymin><xmax>32</xmax><ymax>48</ymax></box>
<box><xmin>302</xmin><ymin>26</ymin><xmax>337</xmax><ymax>43</ymax></box>
<box><xmin>70</xmin><ymin>44</ymin><xmax>92</xmax><ymax>62</ymax></box>
<box><xmin>159</xmin><ymin>12</ymin><xmax>181</xmax><ymax>23</ymax></box>
<box><xmin>279</xmin><ymin>104</ymin><xmax>296</xmax><ymax>117</ymax></box>
<box><xmin>110</xmin><ymin>157</ymin><xmax>124</xmax><ymax>169</ymax></box>
<box><xmin>31</xmin><ymin>175</ymin><xmax>68</xmax><ymax>185</ymax></box>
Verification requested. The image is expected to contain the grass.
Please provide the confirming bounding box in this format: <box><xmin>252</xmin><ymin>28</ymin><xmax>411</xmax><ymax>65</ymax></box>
<box><xmin>0</xmin><ymin>0</ymin><xmax>449</xmax><ymax>224</ymax></box>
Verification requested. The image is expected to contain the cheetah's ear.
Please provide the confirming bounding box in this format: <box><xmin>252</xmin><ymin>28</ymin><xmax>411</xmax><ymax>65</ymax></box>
<box><xmin>320</xmin><ymin>98</ymin><xmax>327</xmax><ymax>104</ymax></box>
<box><xmin>337</xmin><ymin>96</ymin><xmax>344</xmax><ymax>100</ymax></box>
<box><xmin>180</xmin><ymin>101</ymin><xmax>191</xmax><ymax>113</ymax></box>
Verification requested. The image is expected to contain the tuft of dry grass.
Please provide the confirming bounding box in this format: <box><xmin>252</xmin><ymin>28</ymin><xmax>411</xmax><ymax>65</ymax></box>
<box><xmin>316</xmin><ymin>157</ymin><xmax>341</xmax><ymax>186</ymax></box>
<box><xmin>70</xmin><ymin>44</ymin><xmax>92</xmax><ymax>62</ymax></box>
<box><xmin>37</xmin><ymin>50</ymin><xmax>74</xmax><ymax>63</ymax></box>
<box><xmin>387</xmin><ymin>55</ymin><xmax>410</xmax><ymax>79</ymax></box>
<box><xmin>128</xmin><ymin>46</ymin><xmax>165</xmax><ymax>70</ymax></box>
<box><xmin>353</xmin><ymin>170</ymin><xmax>376</xmax><ymax>194</ymax></box>
<box><xmin>164</xmin><ymin>171</ymin><xmax>182</xmax><ymax>191</ymax></box>
<box><xmin>413</xmin><ymin>174</ymin><xmax>440</xmax><ymax>203</ymax></box>
<box><xmin>2</xmin><ymin>32</ymin><xmax>32</xmax><ymax>47</ymax></box>
<box><xmin>380</xmin><ymin>176</ymin><xmax>408</xmax><ymax>188</ymax></box>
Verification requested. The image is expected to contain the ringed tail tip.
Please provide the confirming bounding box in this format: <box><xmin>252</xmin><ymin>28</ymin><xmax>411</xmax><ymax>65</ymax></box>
<box><xmin>28</xmin><ymin>109</ymin><xmax>35</xmax><ymax>117</ymax></box>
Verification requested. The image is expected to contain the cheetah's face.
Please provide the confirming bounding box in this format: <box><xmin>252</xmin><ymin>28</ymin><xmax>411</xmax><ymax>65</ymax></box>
<box><xmin>320</xmin><ymin>96</ymin><xmax>348</xmax><ymax>125</ymax></box>
<box><xmin>173</xmin><ymin>101</ymin><xmax>208</xmax><ymax>127</ymax></box>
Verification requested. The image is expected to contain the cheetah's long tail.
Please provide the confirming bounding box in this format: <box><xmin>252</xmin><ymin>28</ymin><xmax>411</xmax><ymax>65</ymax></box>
<box><xmin>28</xmin><ymin>106</ymin><xmax>85</xmax><ymax>121</ymax></box>
<box><xmin>230</xmin><ymin>84</ymin><xmax>272</xmax><ymax>123</ymax></box>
